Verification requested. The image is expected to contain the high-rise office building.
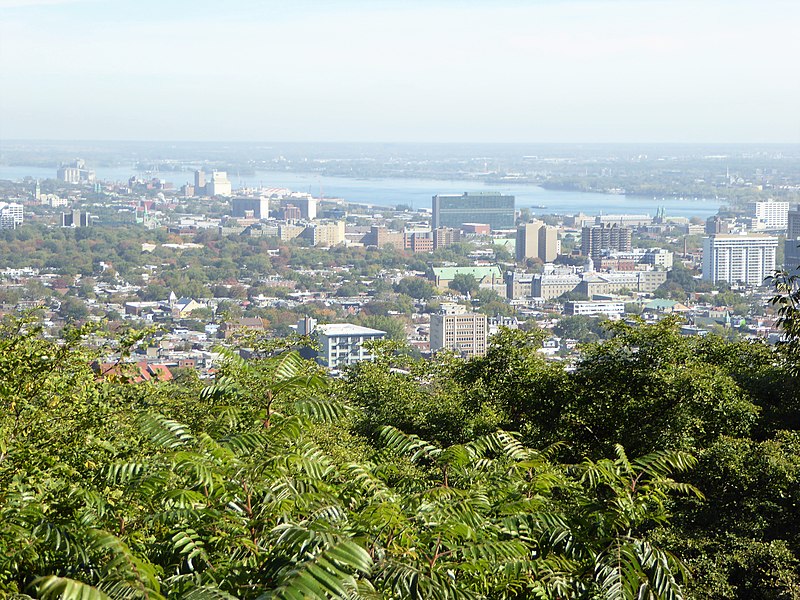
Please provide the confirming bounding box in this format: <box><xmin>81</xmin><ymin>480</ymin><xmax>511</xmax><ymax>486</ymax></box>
<box><xmin>516</xmin><ymin>221</ymin><xmax>558</xmax><ymax>262</ymax></box>
<box><xmin>783</xmin><ymin>207</ymin><xmax>800</xmax><ymax>275</ymax></box>
<box><xmin>430</xmin><ymin>312</ymin><xmax>488</xmax><ymax>357</ymax></box>
<box><xmin>702</xmin><ymin>234</ymin><xmax>778</xmax><ymax>286</ymax></box>
<box><xmin>581</xmin><ymin>223</ymin><xmax>632</xmax><ymax>260</ymax></box>
<box><xmin>786</xmin><ymin>207</ymin><xmax>800</xmax><ymax>239</ymax></box>
<box><xmin>432</xmin><ymin>193</ymin><xmax>515</xmax><ymax>231</ymax></box>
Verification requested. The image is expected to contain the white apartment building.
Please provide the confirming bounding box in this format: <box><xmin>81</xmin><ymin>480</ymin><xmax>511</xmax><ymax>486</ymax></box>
<box><xmin>315</xmin><ymin>324</ymin><xmax>387</xmax><ymax>370</ymax></box>
<box><xmin>748</xmin><ymin>200</ymin><xmax>790</xmax><ymax>231</ymax></box>
<box><xmin>702</xmin><ymin>234</ymin><xmax>778</xmax><ymax>286</ymax></box>
<box><xmin>0</xmin><ymin>202</ymin><xmax>24</xmax><ymax>229</ymax></box>
<box><xmin>430</xmin><ymin>312</ymin><xmax>488</xmax><ymax>357</ymax></box>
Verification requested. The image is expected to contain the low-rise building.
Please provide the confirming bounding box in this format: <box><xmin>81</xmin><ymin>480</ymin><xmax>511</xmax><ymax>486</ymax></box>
<box><xmin>564</xmin><ymin>300</ymin><xmax>625</xmax><ymax>318</ymax></box>
<box><xmin>430</xmin><ymin>265</ymin><xmax>504</xmax><ymax>288</ymax></box>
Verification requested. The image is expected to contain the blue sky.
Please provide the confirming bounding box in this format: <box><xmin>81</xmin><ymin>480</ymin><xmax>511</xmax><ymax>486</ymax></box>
<box><xmin>1</xmin><ymin>0</ymin><xmax>798</xmax><ymax>142</ymax></box>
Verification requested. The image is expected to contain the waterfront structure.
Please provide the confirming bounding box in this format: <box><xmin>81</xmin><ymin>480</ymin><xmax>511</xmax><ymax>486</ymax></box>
<box><xmin>0</xmin><ymin>202</ymin><xmax>24</xmax><ymax>229</ymax></box>
<box><xmin>231</xmin><ymin>196</ymin><xmax>269</xmax><ymax>219</ymax></box>
<box><xmin>516</xmin><ymin>221</ymin><xmax>558</xmax><ymax>262</ymax></box>
<box><xmin>430</xmin><ymin>312</ymin><xmax>488</xmax><ymax>357</ymax></box>
<box><xmin>206</xmin><ymin>171</ymin><xmax>232</xmax><ymax>196</ymax></box>
<box><xmin>432</xmin><ymin>193</ymin><xmax>515</xmax><ymax>231</ymax></box>
<box><xmin>57</xmin><ymin>159</ymin><xmax>95</xmax><ymax>184</ymax></box>
<box><xmin>314</xmin><ymin>323</ymin><xmax>387</xmax><ymax>370</ymax></box>
<box><xmin>581</xmin><ymin>223</ymin><xmax>632</xmax><ymax>260</ymax></box>
<box><xmin>702</xmin><ymin>234</ymin><xmax>778</xmax><ymax>286</ymax></box>
<box><xmin>748</xmin><ymin>199</ymin><xmax>789</xmax><ymax>231</ymax></box>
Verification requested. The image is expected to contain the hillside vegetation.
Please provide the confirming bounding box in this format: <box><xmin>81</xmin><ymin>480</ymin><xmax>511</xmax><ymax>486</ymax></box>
<box><xmin>1</xmin><ymin>302</ymin><xmax>799</xmax><ymax>599</ymax></box>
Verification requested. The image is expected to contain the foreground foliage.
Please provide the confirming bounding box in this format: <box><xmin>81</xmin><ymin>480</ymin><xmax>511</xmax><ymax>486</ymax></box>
<box><xmin>2</xmin><ymin>304</ymin><xmax>800</xmax><ymax>598</ymax></box>
<box><xmin>0</xmin><ymin>317</ymin><xmax>702</xmax><ymax>599</ymax></box>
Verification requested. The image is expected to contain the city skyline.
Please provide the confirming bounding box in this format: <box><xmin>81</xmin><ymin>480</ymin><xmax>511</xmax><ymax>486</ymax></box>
<box><xmin>1</xmin><ymin>0</ymin><xmax>798</xmax><ymax>143</ymax></box>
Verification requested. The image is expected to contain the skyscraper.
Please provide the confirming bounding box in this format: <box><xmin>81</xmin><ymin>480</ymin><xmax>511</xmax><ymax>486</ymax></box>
<box><xmin>194</xmin><ymin>169</ymin><xmax>206</xmax><ymax>192</ymax></box>
<box><xmin>581</xmin><ymin>223</ymin><xmax>632</xmax><ymax>260</ymax></box>
<box><xmin>432</xmin><ymin>193</ymin><xmax>515</xmax><ymax>231</ymax></box>
<box><xmin>783</xmin><ymin>207</ymin><xmax>800</xmax><ymax>275</ymax></box>
<box><xmin>516</xmin><ymin>221</ymin><xmax>558</xmax><ymax>262</ymax></box>
<box><xmin>702</xmin><ymin>234</ymin><xmax>778</xmax><ymax>286</ymax></box>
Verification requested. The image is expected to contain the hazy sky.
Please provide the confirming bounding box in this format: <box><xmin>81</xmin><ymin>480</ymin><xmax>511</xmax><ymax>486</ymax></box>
<box><xmin>1</xmin><ymin>0</ymin><xmax>798</xmax><ymax>143</ymax></box>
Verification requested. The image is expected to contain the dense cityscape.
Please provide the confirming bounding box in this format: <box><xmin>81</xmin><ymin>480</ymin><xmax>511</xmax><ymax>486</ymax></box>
<box><xmin>0</xmin><ymin>144</ymin><xmax>798</xmax><ymax>376</ymax></box>
<box><xmin>3</xmin><ymin>0</ymin><xmax>800</xmax><ymax>597</ymax></box>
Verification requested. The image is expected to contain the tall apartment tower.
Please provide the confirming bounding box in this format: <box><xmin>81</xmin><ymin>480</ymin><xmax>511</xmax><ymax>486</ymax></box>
<box><xmin>432</xmin><ymin>193</ymin><xmax>515</xmax><ymax>231</ymax></box>
<box><xmin>430</xmin><ymin>312</ymin><xmax>488</xmax><ymax>358</ymax></box>
<box><xmin>748</xmin><ymin>199</ymin><xmax>790</xmax><ymax>231</ymax></box>
<box><xmin>581</xmin><ymin>223</ymin><xmax>632</xmax><ymax>260</ymax></box>
<box><xmin>702</xmin><ymin>234</ymin><xmax>778</xmax><ymax>286</ymax></box>
<box><xmin>516</xmin><ymin>221</ymin><xmax>558</xmax><ymax>262</ymax></box>
<box><xmin>0</xmin><ymin>203</ymin><xmax>24</xmax><ymax>229</ymax></box>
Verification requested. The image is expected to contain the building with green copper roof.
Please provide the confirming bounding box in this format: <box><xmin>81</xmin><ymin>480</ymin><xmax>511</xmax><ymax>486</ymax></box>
<box><xmin>430</xmin><ymin>265</ymin><xmax>504</xmax><ymax>287</ymax></box>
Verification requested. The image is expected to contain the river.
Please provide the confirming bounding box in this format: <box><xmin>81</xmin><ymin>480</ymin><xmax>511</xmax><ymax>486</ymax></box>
<box><xmin>0</xmin><ymin>165</ymin><xmax>723</xmax><ymax>218</ymax></box>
